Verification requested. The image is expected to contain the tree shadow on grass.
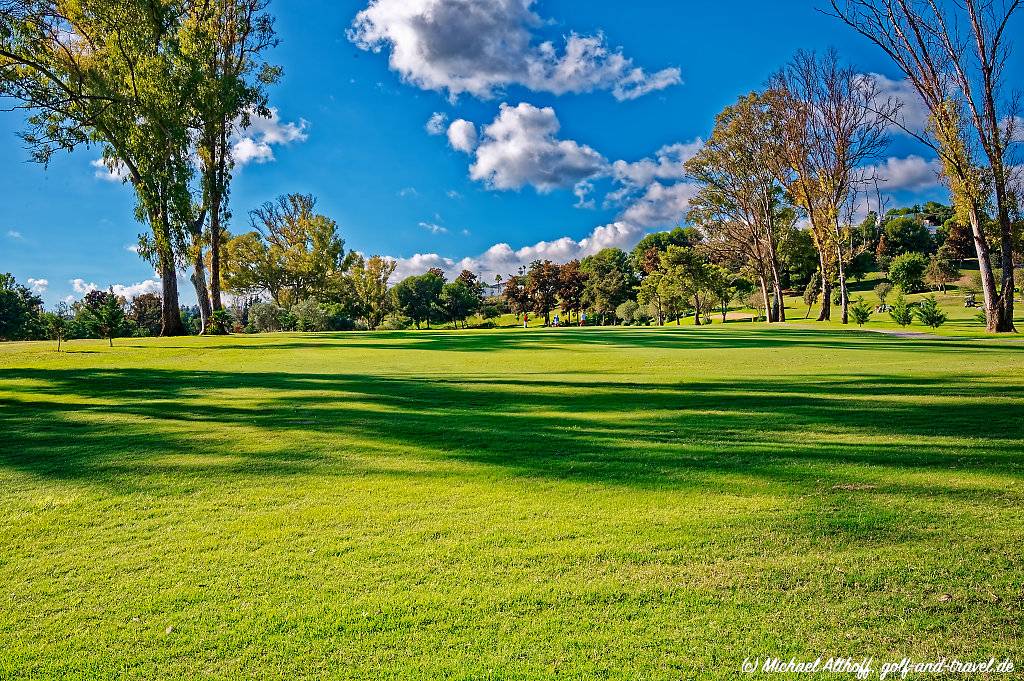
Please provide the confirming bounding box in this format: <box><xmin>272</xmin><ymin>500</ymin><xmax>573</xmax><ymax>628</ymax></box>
<box><xmin>127</xmin><ymin>326</ymin><xmax>1016</xmax><ymax>355</ymax></box>
<box><xmin>2</xmin><ymin>367</ymin><xmax>1022</xmax><ymax>508</ymax></box>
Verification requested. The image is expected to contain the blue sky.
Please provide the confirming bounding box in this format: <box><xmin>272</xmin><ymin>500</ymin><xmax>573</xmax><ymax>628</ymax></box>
<box><xmin>0</xmin><ymin>0</ymin><xmax>972</xmax><ymax>305</ymax></box>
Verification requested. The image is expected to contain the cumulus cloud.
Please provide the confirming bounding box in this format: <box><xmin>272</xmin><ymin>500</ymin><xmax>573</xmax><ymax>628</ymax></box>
<box><xmin>71</xmin><ymin>278</ymin><xmax>99</xmax><ymax>295</ymax></box>
<box><xmin>27</xmin><ymin>278</ymin><xmax>48</xmax><ymax>293</ymax></box>
<box><xmin>871</xmin><ymin>73</ymin><xmax>930</xmax><ymax>134</ymax></box>
<box><xmin>869</xmin><ymin>155</ymin><xmax>943</xmax><ymax>191</ymax></box>
<box><xmin>231</xmin><ymin>108</ymin><xmax>309</xmax><ymax>166</ymax></box>
<box><xmin>619</xmin><ymin>181</ymin><xmax>701</xmax><ymax>228</ymax></box>
<box><xmin>6</xmin><ymin>229</ymin><xmax>23</xmax><ymax>239</ymax></box>
<box><xmin>391</xmin><ymin>220</ymin><xmax>644</xmax><ymax>282</ymax></box>
<box><xmin>111</xmin><ymin>279</ymin><xmax>161</xmax><ymax>299</ymax></box>
<box><xmin>349</xmin><ymin>0</ymin><xmax>680</xmax><ymax>101</ymax></box>
<box><xmin>447</xmin><ymin>118</ymin><xmax>479</xmax><ymax>152</ymax></box>
<box><xmin>426</xmin><ymin>112</ymin><xmax>448</xmax><ymax>135</ymax></box>
<box><xmin>466</xmin><ymin>102</ymin><xmax>607</xmax><ymax>192</ymax></box>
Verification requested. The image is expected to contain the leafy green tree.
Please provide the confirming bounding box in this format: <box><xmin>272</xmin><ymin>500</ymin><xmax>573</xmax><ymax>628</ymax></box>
<box><xmin>704</xmin><ymin>265</ymin><xmax>740</xmax><ymax>324</ymax></box>
<box><xmin>879</xmin><ymin>216</ymin><xmax>935</xmax><ymax>257</ymax></box>
<box><xmin>292</xmin><ymin>299</ymin><xmax>329</xmax><ymax>332</ymax></box>
<box><xmin>393</xmin><ymin>272</ymin><xmax>444</xmax><ymax>329</ymax></box>
<box><xmin>557</xmin><ymin>260</ymin><xmax>586</xmax><ymax>323</ymax></box>
<box><xmin>889</xmin><ymin>252</ymin><xmax>928</xmax><ymax>292</ymax></box>
<box><xmin>629</xmin><ymin>227</ymin><xmax>701</xmax><ymax>275</ymax></box>
<box><xmin>526</xmin><ymin>260</ymin><xmax>560</xmax><ymax>326</ymax></box>
<box><xmin>637</xmin><ymin>271</ymin><xmax>666</xmax><ymax>325</ymax></box>
<box><xmin>873</xmin><ymin>282</ymin><xmax>893</xmax><ymax>307</ymax></box>
<box><xmin>802</xmin><ymin>273</ymin><xmax>821</xmax><ymax>319</ymax></box>
<box><xmin>128</xmin><ymin>293</ymin><xmax>163</xmax><ymax>337</ymax></box>
<box><xmin>660</xmin><ymin>246</ymin><xmax>711</xmax><ymax>325</ymax></box>
<box><xmin>925</xmin><ymin>253</ymin><xmax>960</xmax><ymax>293</ymax></box>
<box><xmin>439</xmin><ymin>280</ymin><xmax>480</xmax><ymax>328</ymax></box>
<box><xmin>502</xmin><ymin>274</ymin><xmax>530</xmax><ymax>319</ymax></box>
<box><xmin>82</xmin><ymin>290</ymin><xmax>128</xmax><ymax>346</ymax></box>
<box><xmin>581</xmin><ymin>248</ymin><xmax>635</xmax><ymax>325</ymax></box>
<box><xmin>349</xmin><ymin>255</ymin><xmax>397</xmax><ymax>330</ymax></box>
<box><xmin>889</xmin><ymin>293</ymin><xmax>914</xmax><ymax>327</ymax></box>
<box><xmin>43</xmin><ymin>302</ymin><xmax>72</xmax><ymax>351</ymax></box>
<box><xmin>849</xmin><ymin>298</ymin><xmax>873</xmax><ymax>326</ymax></box>
<box><xmin>915</xmin><ymin>295</ymin><xmax>948</xmax><ymax>329</ymax></box>
<box><xmin>247</xmin><ymin>302</ymin><xmax>286</xmax><ymax>332</ymax></box>
<box><xmin>0</xmin><ymin>273</ymin><xmax>44</xmax><ymax>341</ymax></box>
<box><xmin>615</xmin><ymin>300</ymin><xmax>640</xmax><ymax>325</ymax></box>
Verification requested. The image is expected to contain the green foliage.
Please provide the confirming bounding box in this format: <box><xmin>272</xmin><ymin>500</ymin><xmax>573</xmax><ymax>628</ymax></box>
<box><xmin>81</xmin><ymin>290</ymin><xmax>128</xmax><ymax>346</ymax></box>
<box><xmin>915</xmin><ymin>295</ymin><xmax>948</xmax><ymax>329</ymax></box>
<box><xmin>888</xmin><ymin>252</ymin><xmax>928</xmax><ymax>292</ymax></box>
<box><xmin>581</xmin><ymin>248</ymin><xmax>635</xmax><ymax>323</ymax></box>
<box><xmin>873</xmin><ymin>282</ymin><xmax>893</xmax><ymax>306</ymax></box>
<box><xmin>128</xmin><ymin>293</ymin><xmax>163</xmax><ymax>337</ymax></box>
<box><xmin>392</xmin><ymin>272</ymin><xmax>444</xmax><ymax>329</ymax></box>
<box><xmin>0</xmin><ymin>273</ymin><xmax>45</xmax><ymax>341</ymax></box>
<box><xmin>803</xmin><ymin>273</ymin><xmax>821</xmax><ymax>310</ymax></box>
<box><xmin>439</xmin><ymin>280</ymin><xmax>481</xmax><ymax>328</ymax></box>
<box><xmin>879</xmin><ymin>216</ymin><xmax>935</xmax><ymax>257</ymax></box>
<box><xmin>615</xmin><ymin>300</ymin><xmax>640</xmax><ymax>325</ymax></box>
<box><xmin>889</xmin><ymin>293</ymin><xmax>914</xmax><ymax>327</ymax></box>
<box><xmin>247</xmin><ymin>302</ymin><xmax>287</xmax><ymax>333</ymax></box>
<box><xmin>292</xmin><ymin>299</ymin><xmax>330</xmax><ymax>332</ymax></box>
<box><xmin>349</xmin><ymin>255</ymin><xmax>398</xmax><ymax>330</ymax></box>
<box><xmin>849</xmin><ymin>298</ymin><xmax>873</xmax><ymax>326</ymax></box>
<box><xmin>925</xmin><ymin>253</ymin><xmax>960</xmax><ymax>292</ymax></box>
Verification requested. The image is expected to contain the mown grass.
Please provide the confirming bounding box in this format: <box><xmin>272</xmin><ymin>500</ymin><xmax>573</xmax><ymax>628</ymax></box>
<box><xmin>1</xmin><ymin>325</ymin><xmax>1022</xmax><ymax>679</ymax></box>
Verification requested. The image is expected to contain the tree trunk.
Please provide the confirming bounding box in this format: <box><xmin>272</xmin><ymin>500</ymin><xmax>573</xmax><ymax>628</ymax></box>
<box><xmin>758</xmin><ymin>276</ymin><xmax>771</xmax><ymax>323</ymax></box>
<box><xmin>191</xmin><ymin>250</ymin><xmax>213</xmax><ymax>335</ymax></box>
<box><xmin>770</xmin><ymin>264</ymin><xmax>786</xmax><ymax>323</ymax></box>
<box><xmin>156</xmin><ymin>232</ymin><xmax>186</xmax><ymax>337</ymax></box>
<box><xmin>836</xmin><ymin>244</ymin><xmax>849</xmax><ymax>325</ymax></box>
<box><xmin>817</xmin><ymin>252</ymin><xmax>832</xmax><ymax>322</ymax></box>
<box><xmin>966</xmin><ymin>205</ymin><xmax>1005</xmax><ymax>332</ymax></box>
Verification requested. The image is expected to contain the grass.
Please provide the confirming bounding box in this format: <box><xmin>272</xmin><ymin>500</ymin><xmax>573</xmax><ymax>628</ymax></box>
<box><xmin>1</xmin><ymin>324</ymin><xmax>1023</xmax><ymax>679</ymax></box>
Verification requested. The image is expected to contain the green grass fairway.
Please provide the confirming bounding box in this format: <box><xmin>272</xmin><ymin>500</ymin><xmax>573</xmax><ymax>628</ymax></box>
<box><xmin>2</xmin><ymin>326</ymin><xmax>1023</xmax><ymax>678</ymax></box>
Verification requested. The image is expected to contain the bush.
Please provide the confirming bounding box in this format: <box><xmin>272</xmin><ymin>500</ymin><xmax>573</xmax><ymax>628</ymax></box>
<box><xmin>379</xmin><ymin>313</ymin><xmax>412</xmax><ymax>330</ymax></box>
<box><xmin>248</xmin><ymin>302</ymin><xmax>286</xmax><ymax>333</ymax></box>
<box><xmin>915</xmin><ymin>295</ymin><xmax>947</xmax><ymax>329</ymax></box>
<box><xmin>888</xmin><ymin>252</ymin><xmax>928</xmax><ymax>292</ymax></box>
<box><xmin>615</xmin><ymin>300</ymin><xmax>640</xmax><ymax>325</ymax></box>
<box><xmin>292</xmin><ymin>299</ymin><xmax>330</xmax><ymax>332</ymax></box>
<box><xmin>889</xmin><ymin>293</ymin><xmax>913</xmax><ymax>327</ymax></box>
<box><xmin>849</xmin><ymin>298</ymin><xmax>873</xmax><ymax>326</ymax></box>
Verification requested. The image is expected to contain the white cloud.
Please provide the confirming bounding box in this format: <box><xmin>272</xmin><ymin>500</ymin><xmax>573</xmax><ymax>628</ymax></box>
<box><xmin>70</xmin><ymin>278</ymin><xmax>99</xmax><ymax>295</ymax></box>
<box><xmin>111</xmin><ymin>279</ymin><xmax>161</xmax><ymax>299</ymax></box>
<box><xmin>870</xmin><ymin>73</ymin><xmax>930</xmax><ymax>134</ymax></box>
<box><xmin>231</xmin><ymin>108</ymin><xmax>309</xmax><ymax>167</ymax></box>
<box><xmin>125</xmin><ymin>244</ymin><xmax>141</xmax><ymax>254</ymax></box>
<box><xmin>426</xmin><ymin>112</ymin><xmax>448</xmax><ymax>135</ymax></box>
<box><xmin>869</xmin><ymin>155</ymin><xmax>942</xmax><ymax>191</ymax></box>
<box><xmin>27</xmin><ymin>278</ymin><xmax>48</xmax><ymax>293</ymax></box>
<box><xmin>349</xmin><ymin>0</ymin><xmax>680</xmax><ymax>102</ymax></box>
<box><xmin>391</xmin><ymin>220</ymin><xmax>644</xmax><ymax>282</ymax></box>
<box><xmin>619</xmin><ymin>181</ymin><xmax>701</xmax><ymax>228</ymax></box>
<box><xmin>447</xmin><ymin>118</ymin><xmax>478</xmax><ymax>153</ymax></box>
<box><xmin>573</xmin><ymin>180</ymin><xmax>595</xmax><ymax>209</ymax></box>
<box><xmin>467</xmin><ymin>102</ymin><xmax>607</xmax><ymax>192</ymax></box>
<box><xmin>91</xmin><ymin>159</ymin><xmax>131</xmax><ymax>183</ymax></box>
<box><xmin>398</xmin><ymin>187</ymin><xmax>419</xmax><ymax>198</ymax></box>
<box><xmin>419</xmin><ymin>221</ymin><xmax>449</xmax><ymax>235</ymax></box>
<box><xmin>6</xmin><ymin>229</ymin><xmax>23</xmax><ymax>239</ymax></box>
<box><xmin>446</xmin><ymin>189</ymin><xmax>463</xmax><ymax>199</ymax></box>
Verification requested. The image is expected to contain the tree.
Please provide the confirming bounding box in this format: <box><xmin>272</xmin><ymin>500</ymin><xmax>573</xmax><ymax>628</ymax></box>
<box><xmin>128</xmin><ymin>293</ymin><xmax>163</xmax><ymax>337</ymax></box>
<box><xmin>889</xmin><ymin>293</ymin><xmax>914</xmax><ymax>327</ymax></box>
<box><xmin>0</xmin><ymin>273</ymin><xmax>44</xmax><ymax>341</ymax></box>
<box><xmin>629</xmin><ymin>227</ymin><xmax>701</xmax><ymax>275</ymax></box>
<box><xmin>849</xmin><ymin>298</ymin><xmax>873</xmax><ymax>326</ymax></box>
<box><xmin>502</xmin><ymin>274</ymin><xmax>530</xmax><ymax>319</ymax></box>
<box><xmin>705</xmin><ymin>265</ymin><xmax>740</xmax><ymax>324</ymax></box>
<box><xmin>686</xmin><ymin>92</ymin><xmax>789</xmax><ymax>322</ymax></box>
<box><xmin>349</xmin><ymin>255</ymin><xmax>397</xmax><ymax>330</ymax></box>
<box><xmin>0</xmin><ymin>1</ymin><xmax>202</xmax><ymax>335</ymax></box>
<box><xmin>581</xmin><ymin>248</ymin><xmax>635</xmax><ymax>325</ymax></box>
<box><xmin>879</xmin><ymin>216</ymin><xmax>934</xmax><ymax>257</ymax></box>
<box><xmin>936</xmin><ymin>219</ymin><xmax>975</xmax><ymax>264</ymax></box>
<box><xmin>439</xmin><ymin>280</ymin><xmax>480</xmax><ymax>328</ymax></box>
<box><xmin>525</xmin><ymin>260</ymin><xmax>560</xmax><ymax>326</ymax></box>
<box><xmin>82</xmin><ymin>290</ymin><xmax>128</xmax><ymax>346</ymax></box>
<box><xmin>802</xmin><ymin>273</ymin><xmax>821</xmax><ymax>319</ymax></box>
<box><xmin>925</xmin><ymin>254</ymin><xmax>960</xmax><ymax>293</ymax></box>
<box><xmin>392</xmin><ymin>272</ymin><xmax>443</xmax><ymax>329</ymax></box>
<box><xmin>915</xmin><ymin>295</ymin><xmax>948</xmax><ymax>329</ymax></box>
<box><xmin>637</xmin><ymin>272</ymin><xmax>666</xmax><ymax>326</ymax></box>
<box><xmin>889</xmin><ymin>252</ymin><xmax>928</xmax><ymax>292</ymax></box>
<box><xmin>660</xmin><ymin>246</ymin><xmax>711</xmax><ymax>326</ymax></box>
<box><xmin>557</xmin><ymin>260</ymin><xmax>586</xmax><ymax>323</ymax></box>
<box><xmin>873</xmin><ymin>282</ymin><xmax>893</xmax><ymax>307</ymax></box>
<box><xmin>830</xmin><ymin>0</ymin><xmax>1019</xmax><ymax>332</ymax></box>
<box><xmin>770</xmin><ymin>51</ymin><xmax>895</xmax><ymax>323</ymax></box>
<box><xmin>615</xmin><ymin>300</ymin><xmax>640</xmax><ymax>325</ymax></box>
<box><xmin>43</xmin><ymin>301</ymin><xmax>72</xmax><ymax>351</ymax></box>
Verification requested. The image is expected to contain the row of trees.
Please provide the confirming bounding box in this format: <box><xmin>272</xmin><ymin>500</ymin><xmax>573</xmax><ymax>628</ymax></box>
<box><xmin>1</xmin><ymin>0</ymin><xmax>280</xmax><ymax>336</ymax></box>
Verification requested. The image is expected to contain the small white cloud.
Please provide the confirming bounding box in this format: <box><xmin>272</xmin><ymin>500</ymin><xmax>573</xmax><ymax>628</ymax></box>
<box><xmin>91</xmin><ymin>159</ymin><xmax>130</xmax><ymax>182</ymax></box>
<box><xmin>70</xmin><ymin>278</ymin><xmax>99</xmax><ymax>294</ymax></box>
<box><xmin>447</xmin><ymin>119</ymin><xmax>478</xmax><ymax>153</ymax></box>
<box><xmin>6</xmin><ymin>230</ymin><xmax>23</xmax><ymax>240</ymax></box>
<box><xmin>27</xmin><ymin>278</ymin><xmax>48</xmax><ymax>293</ymax></box>
<box><xmin>231</xmin><ymin>138</ymin><xmax>275</xmax><ymax>165</ymax></box>
<box><xmin>125</xmin><ymin>244</ymin><xmax>141</xmax><ymax>254</ymax></box>
<box><xmin>419</xmin><ymin>221</ymin><xmax>449</xmax><ymax>235</ymax></box>
<box><xmin>446</xmin><ymin>190</ymin><xmax>463</xmax><ymax>199</ymax></box>
<box><xmin>869</xmin><ymin>155</ymin><xmax>942</xmax><ymax>191</ymax></box>
<box><xmin>426</xmin><ymin>112</ymin><xmax>448</xmax><ymax>135</ymax></box>
<box><xmin>398</xmin><ymin>187</ymin><xmax>419</xmax><ymax>198</ymax></box>
<box><xmin>111</xmin><ymin>279</ymin><xmax>161</xmax><ymax>299</ymax></box>
<box><xmin>573</xmin><ymin>180</ymin><xmax>595</xmax><ymax>209</ymax></box>
<box><xmin>231</xmin><ymin>108</ymin><xmax>309</xmax><ymax>167</ymax></box>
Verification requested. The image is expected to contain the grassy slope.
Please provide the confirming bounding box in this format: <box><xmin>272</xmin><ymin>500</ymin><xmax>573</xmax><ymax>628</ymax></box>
<box><xmin>1</xmin><ymin>326</ymin><xmax>1022</xmax><ymax>679</ymax></box>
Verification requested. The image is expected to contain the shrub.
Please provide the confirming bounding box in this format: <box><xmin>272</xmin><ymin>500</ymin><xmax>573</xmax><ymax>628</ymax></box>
<box><xmin>292</xmin><ymin>299</ymin><xmax>330</xmax><ymax>332</ymax></box>
<box><xmin>849</xmin><ymin>298</ymin><xmax>873</xmax><ymax>326</ymax></box>
<box><xmin>889</xmin><ymin>293</ymin><xmax>913</xmax><ymax>327</ymax></box>
<box><xmin>888</xmin><ymin>252</ymin><xmax>928</xmax><ymax>292</ymax></box>
<box><xmin>379</xmin><ymin>313</ymin><xmax>412</xmax><ymax>330</ymax></box>
<box><xmin>615</xmin><ymin>300</ymin><xmax>640</xmax><ymax>325</ymax></box>
<box><xmin>915</xmin><ymin>295</ymin><xmax>947</xmax><ymax>329</ymax></box>
<box><xmin>248</xmin><ymin>302</ymin><xmax>286</xmax><ymax>333</ymax></box>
